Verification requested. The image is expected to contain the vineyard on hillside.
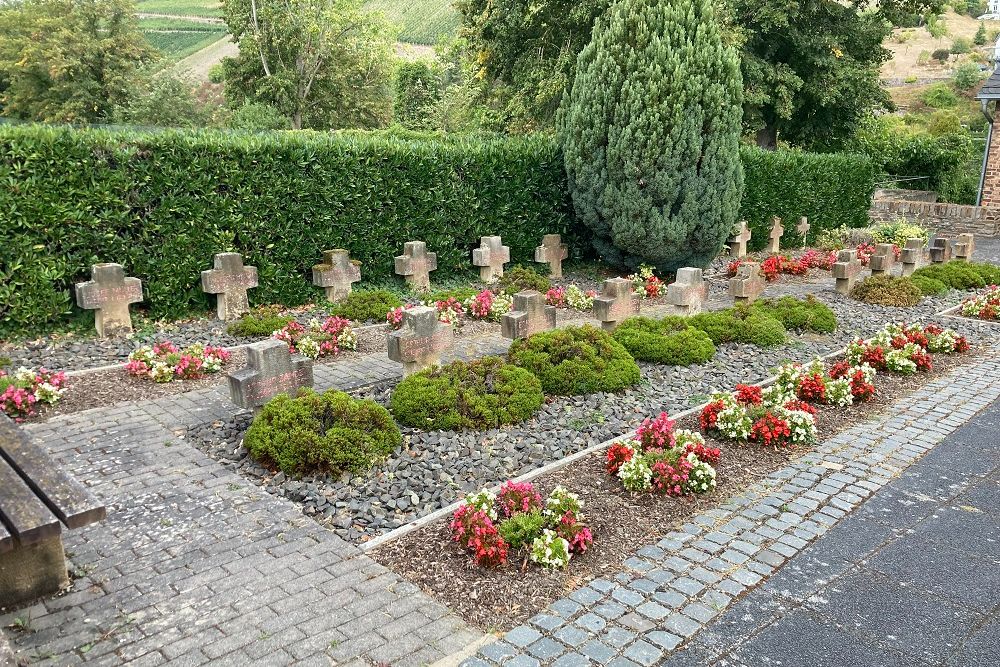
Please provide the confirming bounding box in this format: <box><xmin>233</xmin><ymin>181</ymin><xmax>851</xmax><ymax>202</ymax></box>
<box><xmin>137</xmin><ymin>0</ymin><xmax>223</xmax><ymax>18</ymax></box>
<box><xmin>139</xmin><ymin>17</ymin><xmax>226</xmax><ymax>61</ymax></box>
<box><xmin>364</xmin><ymin>0</ymin><xmax>459</xmax><ymax>46</ymax></box>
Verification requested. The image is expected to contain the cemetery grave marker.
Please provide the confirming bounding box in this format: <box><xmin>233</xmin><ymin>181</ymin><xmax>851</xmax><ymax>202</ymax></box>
<box><xmin>471</xmin><ymin>236</ymin><xmax>511</xmax><ymax>282</ymax></box>
<box><xmin>929</xmin><ymin>237</ymin><xmax>952</xmax><ymax>264</ymax></box>
<box><xmin>312</xmin><ymin>249</ymin><xmax>361</xmax><ymax>303</ymax></box>
<box><xmin>201</xmin><ymin>253</ymin><xmax>258</xmax><ymax>321</ymax></box>
<box><xmin>728</xmin><ymin>261</ymin><xmax>765</xmax><ymax>304</ymax></box>
<box><xmin>726</xmin><ymin>221</ymin><xmax>751</xmax><ymax>258</ymax></box>
<box><xmin>387</xmin><ymin>306</ymin><xmax>454</xmax><ymax>376</ymax></box>
<box><xmin>796</xmin><ymin>216</ymin><xmax>810</xmax><ymax>247</ymax></box>
<box><xmin>869</xmin><ymin>244</ymin><xmax>896</xmax><ymax>276</ymax></box>
<box><xmin>900</xmin><ymin>238</ymin><xmax>923</xmax><ymax>276</ymax></box>
<box><xmin>228</xmin><ymin>339</ymin><xmax>313</xmax><ymax>412</ymax></box>
<box><xmin>593</xmin><ymin>277</ymin><xmax>639</xmax><ymax>331</ymax></box>
<box><xmin>833</xmin><ymin>249</ymin><xmax>862</xmax><ymax>295</ymax></box>
<box><xmin>665</xmin><ymin>267</ymin><xmax>708</xmax><ymax>316</ymax></box>
<box><xmin>501</xmin><ymin>290</ymin><xmax>557</xmax><ymax>339</ymax></box>
<box><xmin>953</xmin><ymin>233</ymin><xmax>975</xmax><ymax>262</ymax></box>
<box><xmin>534</xmin><ymin>234</ymin><xmax>569</xmax><ymax>278</ymax></box>
<box><xmin>74</xmin><ymin>263</ymin><xmax>143</xmax><ymax>337</ymax></box>
<box><xmin>395</xmin><ymin>241</ymin><xmax>437</xmax><ymax>291</ymax></box>
<box><xmin>766</xmin><ymin>217</ymin><xmax>784</xmax><ymax>254</ymax></box>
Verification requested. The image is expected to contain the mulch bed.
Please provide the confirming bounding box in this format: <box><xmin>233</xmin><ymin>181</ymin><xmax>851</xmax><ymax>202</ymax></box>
<box><xmin>370</xmin><ymin>349</ymin><xmax>976</xmax><ymax>633</ymax></box>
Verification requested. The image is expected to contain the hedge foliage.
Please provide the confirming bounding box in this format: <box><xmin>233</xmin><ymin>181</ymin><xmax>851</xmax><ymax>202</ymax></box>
<box><xmin>612</xmin><ymin>317</ymin><xmax>717</xmax><ymax>365</ymax></box>
<box><xmin>850</xmin><ymin>275</ymin><xmax>923</xmax><ymax>307</ymax></box>
<box><xmin>0</xmin><ymin>125</ymin><xmax>572</xmax><ymax>337</ymax></box>
<box><xmin>740</xmin><ymin>146</ymin><xmax>875</xmax><ymax>251</ymax></box>
<box><xmin>912</xmin><ymin>261</ymin><xmax>1000</xmax><ymax>291</ymax></box>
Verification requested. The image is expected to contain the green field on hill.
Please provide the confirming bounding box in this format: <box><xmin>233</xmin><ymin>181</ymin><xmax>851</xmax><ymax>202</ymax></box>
<box><xmin>140</xmin><ymin>17</ymin><xmax>226</xmax><ymax>61</ymax></box>
<box><xmin>364</xmin><ymin>0</ymin><xmax>459</xmax><ymax>46</ymax></box>
<box><xmin>136</xmin><ymin>0</ymin><xmax>223</xmax><ymax>18</ymax></box>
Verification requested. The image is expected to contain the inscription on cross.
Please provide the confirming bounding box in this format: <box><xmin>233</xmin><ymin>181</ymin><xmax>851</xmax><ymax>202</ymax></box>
<box><xmin>534</xmin><ymin>234</ymin><xmax>569</xmax><ymax>278</ymax></box>
<box><xmin>728</xmin><ymin>261</ymin><xmax>765</xmax><ymax>304</ymax></box>
<box><xmin>501</xmin><ymin>290</ymin><xmax>556</xmax><ymax>340</ymax></box>
<box><xmin>796</xmin><ymin>216</ymin><xmax>810</xmax><ymax>247</ymax></box>
<box><xmin>832</xmin><ymin>249</ymin><xmax>862</xmax><ymax>295</ymax></box>
<box><xmin>929</xmin><ymin>237</ymin><xmax>952</xmax><ymax>264</ymax></box>
<box><xmin>471</xmin><ymin>236</ymin><xmax>511</xmax><ymax>282</ymax></box>
<box><xmin>869</xmin><ymin>244</ymin><xmax>896</xmax><ymax>276</ymax></box>
<box><xmin>201</xmin><ymin>253</ymin><xmax>258</xmax><ymax>321</ymax></box>
<box><xmin>766</xmin><ymin>217</ymin><xmax>784</xmax><ymax>254</ymax></box>
<box><xmin>665</xmin><ymin>267</ymin><xmax>708</xmax><ymax>316</ymax></box>
<box><xmin>75</xmin><ymin>263</ymin><xmax>144</xmax><ymax>337</ymax></box>
<box><xmin>593</xmin><ymin>277</ymin><xmax>639</xmax><ymax>331</ymax></box>
<box><xmin>387</xmin><ymin>306</ymin><xmax>453</xmax><ymax>376</ymax></box>
<box><xmin>228</xmin><ymin>339</ymin><xmax>313</xmax><ymax>412</ymax></box>
<box><xmin>394</xmin><ymin>241</ymin><xmax>437</xmax><ymax>292</ymax></box>
<box><xmin>900</xmin><ymin>238</ymin><xmax>923</xmax><ymax>276</ymax></box>
<box><xmin>312</xmin><ymin>249</ymin><xmax>361</xmax><ymax>303</ymax></box>
<box><xmin>726</xmin><ymin>221</ymin><xmax>751</xmax><ymax>258</ymax></box>
<box><xmin>953</xmin><ymin>233</ymin><xmax>975</xmax><ymax>262</ymax></box>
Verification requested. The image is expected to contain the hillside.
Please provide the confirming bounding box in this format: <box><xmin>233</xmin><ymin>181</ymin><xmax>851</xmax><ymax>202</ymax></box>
<box><xmin>364</xmin><ymin>0</ymin><xmax>459</xmax><ymax>46</ymax></box>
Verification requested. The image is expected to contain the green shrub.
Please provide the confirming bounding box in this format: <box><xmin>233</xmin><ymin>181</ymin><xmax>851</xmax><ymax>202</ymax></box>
<box><xmin>507</xmin><ymin>325</ymin><xmax>641</xmax><ymax>396</ymax></box>
<box><xmin>497</xmin><ymin>266</ymin><xmax>551</xmax><ymax>295</ymax></box>
<box><xmin>870</xmin><ymin>219</ymin><xmax>930</xmax><ymax>247</ymax></box>
<box><xmin>913</xmin><ymin>261</ymin><xmax>1000</xmax><ymax>290</ymax></box>
<box><xmin>389</xmin><ymin>357</ymin><xmax>544</xmax><ymax>430</ymax></box>
<box><xmin>326</xmin><ymin>289</ymin><xmax>403</xmax><ymax>323</ymax></box>
<box><xmin>950</xmin><ymin>37</ymin><xmax>972</xmax><ymax>54</ymax></box>
<box><xmin>226</xmin><ymin>306</ymin><xmax>294</xmax><ymax>337</ymax></box>
<box><xmin>954</xmin><ymin>62</ymin><xmax>984</xmax><ymax>91</ymax></box>
<box><xmin>0</xmin><ymin>357</ymin><xmax>10</xmax><ymax>369</ymax></box>
<box><xmin>425</xmin><ymin>287</ymin><xmax>478</xmax><ymax>304</ymax></box>
<box><xmin>244</xmin><ymin>389</ymin><xmax>402</xmax><ymax>476</ymax></box>
<box><xmin>742</xmin><ymin>312</ymin><xmax>788</xmax><ymax>347</ymax></box>
<box><xmin>921</xmin><ymin>83</ymin><xmax>958</xmax><ymax>108</ymax></box>
<box><xmin>612</xmin><ymin>317</ymin><xmax>716</xmax><ymax>365</ymax></box>
<box><xmin>910</xmin><ymin>274</ymin><xmax>949</xmax><ymax>295</ymax></box>
<box><xmin>932</xmin><ymin>48</ymin><xmax>951</xmax><ymax>62</ymax></box>
<box><xmin>688</xmin><ymin>308</ymin><xmax>787</xmax><ymax>347</ymax></box>
<box><xmin>499</xmin><ymin>510</ymin><xmax>546</xmax><ymax>549</ymax></box>
<box><xmin>751</xmin><ymin>296</ymin><xmax>837</xmax><ymax>333</ymax></box>
<box><xmin>850</xmin><ymin>274</ymin><xmax>923</xmax><ymax>306</ymax></box>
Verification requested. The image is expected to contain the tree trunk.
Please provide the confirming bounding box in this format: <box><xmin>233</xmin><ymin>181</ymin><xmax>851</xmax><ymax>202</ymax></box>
<box><xmin>756</xmin><ymin>124</ymin><xmax>777</xmax><ymax>150</ymax></box>
<box><xmin>292</xmin><ymin>111</ymin><xmax>302</xmax><ymax>130</ymax></box>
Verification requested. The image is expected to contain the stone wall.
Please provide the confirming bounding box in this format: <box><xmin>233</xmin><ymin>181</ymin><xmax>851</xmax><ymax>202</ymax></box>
<box><xmin>979</xmin><ymin>121</ymin><xmax>1000</xmax><ymax>208</ymax></box>
<box><xmin>869</xmin><ymin>198</ymin><xmax>1000</xmax><ymax>236</ymax></box>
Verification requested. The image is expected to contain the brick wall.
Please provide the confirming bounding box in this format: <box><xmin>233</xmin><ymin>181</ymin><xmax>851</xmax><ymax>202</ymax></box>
<box><xmin>869</xmin><ymin>199</ymin><xmax>1000</xmax><ymax>236</ymax></box>
<box><xmin>980</xmin><ymin>121</ymin><xmax>1000</xmax><ymax>208</ymax></box>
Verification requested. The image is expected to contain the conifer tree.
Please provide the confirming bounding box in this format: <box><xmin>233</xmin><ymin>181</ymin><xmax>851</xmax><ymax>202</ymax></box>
<box><xmin>560</xmin><ymin>0</ymin><xmax>744</xmax><ymax>270</ymax></box>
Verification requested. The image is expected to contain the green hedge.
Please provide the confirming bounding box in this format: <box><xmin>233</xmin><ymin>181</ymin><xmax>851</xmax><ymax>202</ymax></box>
<box><xmin>0</xmin><ymin>125</ymin><xmax>572</xmax><ymax>337</ymax></box>
<box><xmin>739</xmin><ymin>146</ymin><xmax>875</xmax><ymax>251</ymax></box>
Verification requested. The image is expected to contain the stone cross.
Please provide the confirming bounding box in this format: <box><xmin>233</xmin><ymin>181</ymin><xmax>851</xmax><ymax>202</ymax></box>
<box><xmin>766</xmin><ymin>217</ymin><xmax>784</xmax><ymax>254</ymax></box>
<box><xmin>593</xmin><ymin>277</ymin><xmax>639</xmax><ymax>331</ymax></box>
<box><xmin>928</xmin><ymin>237</ymin><xmax>952</xmax><ymax>264</ymax></box>
<box><xmin>387</xmin><ymin>306</ymin><xmax>454</xmax><ymax>376</ymax></box>
<box><xmin>728</xmin><ymin>262</ymin><xmax>765</xmax><ymax>304</ymax></box>
<box><xmin>953</xmin><ymin>233</ymin><xmax>975</xmax><ymax>262</ymax></box>
<box><xmin>796</xmin><ymin>217</ymin><xmax>810</xmax><ymax>247</ymax></box>
<box><xmin>534</xmin><ymin>234</ymin><xmax>569</xmax><ymax>278</ymax></box>
<box><xmin>471</xmin><ymin>236</ymin><xmax>511</xmax><ymax>282</ymax></box>
<box><xmin>75</xmin><ymin>263</ymin><xmax>144</xmax><ymax>337</ymax></box>
<box><xmin>394</xmin><ymin>241</ymin><xmax>437</xmax><ymax>291</ymax></box>
<box><xmin>900</xmin><ymin>238</ymin><xmax>923</xmax><ymax>276</ymax></box>
<box><xmin>832</xmin><ymin>249</ymin><xmax>862</xmax><ymax>295</ymax></box>
<box><xmin>869</xmin><ymin>244</ymin><xmax>896</xmax><ymax>276</ymax></box>
<box><xmin>501</xmin><ymin>290</ymin><xmax>556</xmax><ymax>340</ymax></box>
<box><xmin>726</xmin><ymin>221</ymin><xmax>751</xmax><ymax>258</ymax></box>
<box><xmin>201</xmin><ymin>253</ymin><xmax>258</xmax><ymax>321</ymax></box>
<box><xmin>228</xmin><ymin>339</ymin><xmax>313</xmax><ymax>412</ymax></box>
<box><xmin>312</xmin><ymin>249</ymin><xmax>361</xmax><ymax>303</ymax></box>
<box><xmin>665</xmin><ymin>267</ymin><xmax>708</xmax><ymax>316</ymax></box>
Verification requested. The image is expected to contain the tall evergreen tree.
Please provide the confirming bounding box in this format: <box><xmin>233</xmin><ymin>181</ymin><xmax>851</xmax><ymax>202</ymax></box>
<box><xmin>560</xmin><ymin>0</ymin><xmax>744</xmax><ymax>271</ymax></box>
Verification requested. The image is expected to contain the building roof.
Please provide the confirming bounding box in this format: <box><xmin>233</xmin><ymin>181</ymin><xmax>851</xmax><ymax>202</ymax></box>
<box><xmin>977</xmin><ymin>67</ymin><xmax>1000</xmax><ymax>100</ymax></box>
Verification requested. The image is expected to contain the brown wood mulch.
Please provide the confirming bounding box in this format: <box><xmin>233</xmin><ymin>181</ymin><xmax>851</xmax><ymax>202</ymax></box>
<box><xmin>370</xmin><ymin>350</ymin><xmax>976</xmax><ymax>634</ymax></box>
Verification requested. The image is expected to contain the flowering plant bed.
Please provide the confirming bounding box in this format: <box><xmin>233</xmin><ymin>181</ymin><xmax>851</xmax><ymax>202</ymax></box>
<box><xmin>125</xmin><ymin>341</ymin><xmax>232</xmax><ymax>382</ymax></box>
<box><xmin>273</xmin><ymin>317</ymin><xmax>357</xmax><ymax>359</ymax></box>
<box><xmin>627</xmin><ymin>265</ymin><xmax>664</xmax><ymax>298</ymax></box>
<box><xmin>387</xmin><ymin>289</ymin><xmax>514</xmax><ymax>330</ymax></box>
<box><xmin>545</xmin><ymin>285</ymin><xmax>597</xmax><ymax>311</ymax></box>
<box><xmin>0</xmin><ymin>366</ymin><xmax>66</xmax><ymax>421</ymax></box>
<box><xmin>959</xmin><ymin>286</ymin><xmax>1000</xmax><ymax>321</ymax></box>
<box><xmin>728</xmin><ymin>255</ymin><xmax>809</xmax><ymax>282</ymax></box>
<box><xmin>846</xmin><ymin>322</ymin><xmax>967</xmax><ymax>375</ymax></box>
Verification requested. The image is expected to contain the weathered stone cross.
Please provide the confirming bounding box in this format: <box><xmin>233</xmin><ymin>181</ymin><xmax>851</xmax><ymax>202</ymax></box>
<box><xmin>394</xmin><ymin>241</ymin><xmax>437</xmax><ymax>291</ymax></box>
<box><xmin>201</xmin><ymin>253</ymin><xmax>258</xmax><ymax>321</ymax></box>
<box><xmin>534</xmin><ymin>234</ymin><xmax>569</xmax><ymax>278</ymax></box>
<box><xmin>726</xmin><ymin>221</ymin><xmax>751</xmax><ymax>258</ymax></box>
<box><xmin>387</xmin><ymin>306</ymin><xmax>453</xmax><ymax>376</ymax></box>
<box><xmin>312</xmin><ymin>249</ymin><xmax>361</xmax><ymax>303</ymax></box>
<box><xmin>766</xmin><ymin>217</ymin><xmax>784</xmax><ymax>254</ymax></box>
<box><xmin>665</xmin><ymin>267</ymin><xmax>708</xmax><ymax>316</ymax></box>
<box><xmin>501</xmin><ymin>290</ymin><xmax>556</xmax><ymax>340</ymax></box>
<box><xmin>953</xmin><ymin>233</ymin><xmax>975</xmax><ymax>262</ymax></box>
<box><xmin>728</xmin><ymin>261</ymin><xmax>764</xmax><ymax>304</ymax></box>
<box><xmin>900</xmin><ymin>238</ymin><xmax>923</xmax><ymax>276</ymax></box>
<box><xmin>75</xmin><ymin>263</ymin><xmax>144</xmax><ymax>337</ymax></box>
<box><xmin>227</xmin><ymin>339</ymin><xmax>313</xmax><ymax>412</ymax></box>
<box><xmin>593</xmin><ymin>277</ymin><xmax>639</xmax><ymax>331</ymax></box>
<box><xmin>929</xmin><ymin>237</ymin><xmax>952</xmax><ymax>264</ymax></box>
<box><xmin>471</xmin><ymin>236</ymin><xmax>511</xmax><ymax>282</ymax></box>
<box><xmin>832</xmin><ymin>249</ymin><xmax>862</xmax><ymax>295</ymax></box>
<box><xmin>796</xmin><ymin>216</ymin><xmax>810</xmax><ymax>247</ymax></box>
<box><xmin>868</xmin><ymin>243</ymin><xmax>896</xmax><ymax>276</ymax></box>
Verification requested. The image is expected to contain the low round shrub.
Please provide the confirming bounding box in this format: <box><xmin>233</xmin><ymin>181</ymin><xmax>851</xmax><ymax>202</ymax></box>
<box><xmin>910</xmin><ymin>274</ymin><xmax>948</xmax><ymax>295</ymax></box>
<box><xmin>497</xmin><ymin>266</ymin><xmax>551</xmax><ymax>295</ymax></box>
<box><xmin>508</xmin><ymin>325</ymin><xmax>641</xmax><ymax>395</ymax></box>
<box><xmin>913</xmin><ymin>261</ymin><xmax>1000</xmax><ymax>291</ymax></box>
<box><xmin>390</xmin><ymin>356</ymin><xmax>544</xmax><ymax>430</ymax></box>
<box><xmin>226</xmin><ymin>306</ymin><xmax>294</xmax><ymax>337</ymax></box>
<box><xmin>245</xmin><ymin>389</ymin><xmax>401</xmax><ymax>476</ymax></box>
<box><xmin>752</xmin><ymin>296</ymin><xmax>837</xmax><ymax>333</ymax></box>
<box><xmin>612</xmin><ymin>317</ymin><xmax>716</xmax><ymax>365</ymax></box>
<box><xmin>327</xmin><ymin>289</ymin><xmax>403</xmax><ymax>323</ymax></box>
<box><xmin>850</xmin><ymin>274</ymin><xmax>923</xmax><ymax>307</ymax></box>
<box><xmin>498</xmin><ymin>510</ymin><xmax>546</xmax><ymax>549</ymax></box>
<box><xmin>688</xmin><ymin>309</ymin><xmax>787</xmax><ymax>347</ymax></box>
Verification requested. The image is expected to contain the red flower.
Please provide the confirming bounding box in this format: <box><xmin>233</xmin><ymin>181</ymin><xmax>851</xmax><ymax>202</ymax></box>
<box><xmin>849</xmin><ymin>371</ymin><xmax>875</xmax><ymax>402</ymax></box>
<box><xmin>861</xmin><ymin>345</ymin><xmax>887</xmax><ymax>370</ymax></box>
<box><xmin>796</xmin><ymin>374</ymin><xmax>827</xmax><ymax>403</ymax></box>
<box><xmin>606</xmin><ymin>442</ymin><xmax>636</xmax><ymax>475</ymax></box>
<box><xmin>685</xmin><ymin>441</ymin><xmax>722</xmax><ymax>465</ymax></box>
<box><xmin>636</xmin><ymin>412</ymin><xmax>676</xmax><ymax>450</ymax></box>
<box><xmin>735</xmin><ymin>384</ymin><xmax>763</xmax><ymax>405</ymax></box>
<box><xmin>700</xmin><ymin>400</ymin><xmax>726</xmax><ymax>432</ymax></box>
<box><xmin>784</xmin><ymin>399</ymin><xmax>817</xmax><ymax>415</ymax></box>
<box><xmin>913</xmin><ymin>349</ymin><xmax>933</xmax><ymax>372</ymax></box>
<box><xmin>828</xmin><ymin>360</ymin><xmax>851</xmax><ymax>379</ymax></box>
<box><xmin>497</xmin><ymin>481</ymin><xmax>542</xmax><ymax>518</ymax></box>
<box><xmin>760</xmin><ymin>256</ymin><xmax>782</xmax><ymax>281</ymax></box>
<box><xmin>749</xmin><ymin>412</ymin><xmax>793</xmax><ymax>448</ymax></box>
<box><xmin>954</xmin><ymin>336</ymin><xmax>970</xmax><ymax>353</ymax></box>
<box><xmin>651</xmin><ymin>456</ymin><xmax>694</xmax><ymax>497</ymax></box>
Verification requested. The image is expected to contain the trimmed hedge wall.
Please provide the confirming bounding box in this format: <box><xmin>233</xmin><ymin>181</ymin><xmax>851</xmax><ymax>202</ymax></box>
<box><xmin>740</xmin><ymin>146</ymin><xmax>875</xmax><ymax>251</ymax></box>
<box><xmin>0</xmin><ymin>125</ymin><xmax>572</xmax><ymax>336</ymax></box>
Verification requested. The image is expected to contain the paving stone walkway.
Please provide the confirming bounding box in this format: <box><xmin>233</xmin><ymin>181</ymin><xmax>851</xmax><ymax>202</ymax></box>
<box><xmin>464</xmin><ymin>355</ymin><xmax>1000</xmax><ymax>667</ymax></box>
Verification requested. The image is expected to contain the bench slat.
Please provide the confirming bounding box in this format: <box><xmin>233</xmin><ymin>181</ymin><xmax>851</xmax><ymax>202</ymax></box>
<box><xmin>0</xmin><ymin>456</ymin><xmax>60</xmax><ymax>546</ymax></box>
<box><xmin>0</xmin><ymin>415</ymin><xmax>106</xmax><ymax>529</ymax></box>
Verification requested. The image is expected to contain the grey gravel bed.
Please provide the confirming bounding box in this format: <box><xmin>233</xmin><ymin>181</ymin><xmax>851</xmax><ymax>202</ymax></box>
<box><xmin>183</xmin><ymin>285</ymin><xmax>991</xmax><ymax>545</ymax></box>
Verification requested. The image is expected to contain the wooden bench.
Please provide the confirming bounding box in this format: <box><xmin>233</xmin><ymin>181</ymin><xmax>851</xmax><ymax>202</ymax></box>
<box><xmin>0</xmin><ymin>414</ymin><xmax>105</xmax><ymax>608</ymax></box>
